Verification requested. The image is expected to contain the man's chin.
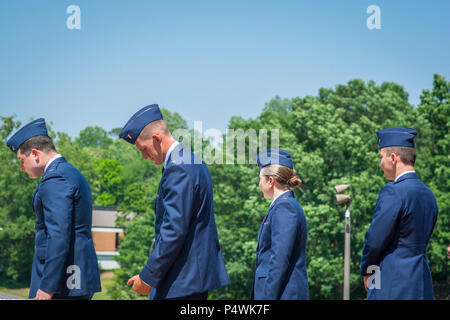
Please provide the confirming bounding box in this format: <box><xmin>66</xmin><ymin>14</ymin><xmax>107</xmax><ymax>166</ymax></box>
<box><xmin>150</xmin><ymin>158</ymin><xmax>163</xmax><ymax>166</ymax></box>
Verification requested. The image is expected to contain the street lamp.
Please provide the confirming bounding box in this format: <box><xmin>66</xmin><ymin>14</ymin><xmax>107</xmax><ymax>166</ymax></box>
<box><xmin>334</xmin><ymin>184</ymin><xmax>351</xmax><ymax>300</ymax></box>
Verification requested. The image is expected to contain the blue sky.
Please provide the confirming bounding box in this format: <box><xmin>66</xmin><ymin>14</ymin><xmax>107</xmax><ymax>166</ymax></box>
<box><xmin>1</xmin><ymin>0</ymin><xmax>449</xmax><ymax>137</ymax></box>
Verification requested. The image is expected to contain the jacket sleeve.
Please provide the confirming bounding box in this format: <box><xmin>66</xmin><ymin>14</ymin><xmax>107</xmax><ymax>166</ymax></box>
<box><xmin>139</xmin><ymin>165</ymin><xmax>195</xmax><ymax>288</ymax></box>
<box><xmin>38</xmin><ymin>175</ymin><xmax>74</xmax><ymax>293</ymax></box>
<box><xmin>264</xmin><ymin>201</ymin><xmax>302</xmax><ymax>299</ymax></box>
<box><xmin>360</xmin><ymin>184</ymin><xmax>402</xmax><ymax>276</ymax></box>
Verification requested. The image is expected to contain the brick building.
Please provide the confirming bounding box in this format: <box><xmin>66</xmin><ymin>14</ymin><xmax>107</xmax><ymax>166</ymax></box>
<box><xmin>91</xmin><ymin>206</ymin><xmax>130</xmax><ymax>270</ymax></box>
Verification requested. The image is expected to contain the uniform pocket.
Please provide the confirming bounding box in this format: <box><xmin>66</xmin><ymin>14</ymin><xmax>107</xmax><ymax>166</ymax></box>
<box><xmin>35</xmin><ymin>230</ymin><xmax>48</xmax><ymax>264</ymax></box>
<box><xmin>255</xmin><ymin>267</ymin><xmax>268</xmax><ymax>278</ymax></box>
<box><xmin>36</xmin><ymin>246</ymin><xmax>47</xmax><ymax>264</ymax></box>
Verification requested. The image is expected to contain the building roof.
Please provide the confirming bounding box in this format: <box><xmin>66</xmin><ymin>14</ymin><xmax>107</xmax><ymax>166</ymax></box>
<box><xmin>92</xmin><ymin>206</ymin><xmax>136</xmax><ymax>228</ymax></box>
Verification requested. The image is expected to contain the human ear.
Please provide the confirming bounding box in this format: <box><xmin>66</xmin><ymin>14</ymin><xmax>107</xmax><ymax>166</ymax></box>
<box><xmin>268</xmin><ymin>176</ymin><xmax>275</xmax><ymax>187</ymax></box>
<box><xmin>152</xmin><ymin>134</ymin><xmax>162</xmax><ymax>143</ymax></box>
<box><xmin>31</xmin><ymin>149</ymin><xmax>40</xmax><ymax>161</ymax></box>
<box><xmin>391</xmin><ymin>153</ymin><xmax>398</xmax><ymax>165</ymax></box>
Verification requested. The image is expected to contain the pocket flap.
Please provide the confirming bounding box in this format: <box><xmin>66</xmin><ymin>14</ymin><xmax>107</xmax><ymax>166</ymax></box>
<box><xmin>255</xmin><ymin>266</ymin><xmax>268</xmax><ymax>278</ymax></box>
<box><xmin>36</xmin><ymin>246</ymin><xmax>47</xmax><ymax>262</ymax></box>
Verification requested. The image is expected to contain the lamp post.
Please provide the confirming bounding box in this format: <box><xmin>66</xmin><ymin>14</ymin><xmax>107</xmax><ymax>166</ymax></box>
<box><xmin>334</xmin><ymin>184</ymin><xmax>351</xmax><ymax>300</ymax></box>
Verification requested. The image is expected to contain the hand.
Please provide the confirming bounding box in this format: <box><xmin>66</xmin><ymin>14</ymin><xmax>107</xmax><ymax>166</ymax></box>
<box><xmin>36</xmin><ymin>289</ymin><xmax>53</xmax><ymax>300</ymax></box>
<box><xmin>363</xmin><ymin>275</ymin><xmax>370</xmax><ymax>291</ymax></box>
<box><xmin>127</xmin><ymin>275</ymin><xmax>151</xmax><ymax>295</ymax></box>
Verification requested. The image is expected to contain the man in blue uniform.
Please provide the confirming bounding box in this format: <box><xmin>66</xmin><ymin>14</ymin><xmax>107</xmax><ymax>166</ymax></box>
<box><xmin>121</xmin><ymin>104</ymin><xmax>229</xmax><ymax>300</ymax></box>
<box><xmin>6</xmin><ymin>119</ymin><xmax>101</xmax><ymax>300</ymax></box>
<box><xmin>360</xmin><ymin>127</ymin><xmax>438</xmax><ymax>300</ymax></box>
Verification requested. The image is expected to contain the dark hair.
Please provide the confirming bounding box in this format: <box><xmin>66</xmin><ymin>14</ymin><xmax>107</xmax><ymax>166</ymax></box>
<box><xmin>261</xmin><ymin>164</ymin><xmax>302</xmax><ymax>190</ymax></box>
<box><xmin>383</xmin><ymin>146</ymin><xmax>416</xmax><ymax>166</ymax></box>
<box><xmin>19</xmin><ymin>135</ymin><xmax>56</xmax><ymax>156</ymax></box>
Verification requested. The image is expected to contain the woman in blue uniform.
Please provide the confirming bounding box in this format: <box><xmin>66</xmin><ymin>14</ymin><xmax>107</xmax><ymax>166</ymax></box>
<box><xmin>251</xmin><ymin>149</ymin><xmax>309</xmax><ymax>300</ymax></box>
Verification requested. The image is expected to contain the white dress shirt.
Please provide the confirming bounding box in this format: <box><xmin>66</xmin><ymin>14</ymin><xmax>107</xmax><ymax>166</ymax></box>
<box><xmin>164</xmin><ymin>141</ymin><xmax>180</xmax><ymax>168</ymax></box>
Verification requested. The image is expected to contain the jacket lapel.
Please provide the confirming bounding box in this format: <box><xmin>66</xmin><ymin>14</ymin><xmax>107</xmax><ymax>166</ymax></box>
<box><xmin>256</xmin><ymin>206</ymin><xmax>273</xmax><ymax>249</ymax></box>
<box><xmin>32</xmin><ymin>157</ymin><xmax>66</xmax><ymax>214</ymax></box>
<box><xmin>155</xmin><ymin>144</ymin><xmax>183</xmax><ymax>219</ymax></box>
<box><xmin>256</xmin><ymin>191</ymin><xmax>295</xmax><ymax>248</ymax></box>
<box><xmin>42</xmin><ymin>157</ymin><xmax>66</xmax><ymax>178</ymax></box>
<box><xmin>32</xmin><ymin>188</ymin><xmax>39</xmax><ymax>213</ymax></box>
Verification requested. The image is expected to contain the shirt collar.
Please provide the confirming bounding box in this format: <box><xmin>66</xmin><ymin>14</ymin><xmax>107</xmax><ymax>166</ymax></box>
<box><xmin>164</xmin><ymin>141</ymin><xmax>180</xmax><ymax>168</ymax></box>
<box><xmin>44</xmin><ymin>154</ymin><xmax>63</xmax><ymax>173</ymax></box>
<box><xmin>269</xmin><ymin>190</ymin><xmax>291</xmax><ymax>208</ymax></box>
<box><xmin>394</xmin><ymin>170</ymin><xmax>416</xmax><ymax>182</ymax></box>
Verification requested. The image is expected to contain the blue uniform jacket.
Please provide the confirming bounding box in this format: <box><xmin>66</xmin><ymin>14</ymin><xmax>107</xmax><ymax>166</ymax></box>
<box><xmin>360</xmin><ymin>172</ymin><xmax>438</xmax><ymax>300</ymax></box>
<box><xmin>252</xmin><ymin>191</ymin><xmax>309</xmax><ymax>300</ymax></box>
<box><xmin>30</xmin><ymin>157</ymin><xmax>101</xmax><ymax>298</ymax></box>
<box><xmin>139</xmin><ymin>144</ymin><xmax>229</xmax><ymax>299</ymax></box>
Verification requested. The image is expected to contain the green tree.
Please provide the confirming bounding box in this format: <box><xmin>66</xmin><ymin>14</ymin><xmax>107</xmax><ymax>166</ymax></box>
<box><xmin>209</xmin><ymin>76</ymin><xmax>448</xmax><ymax>299</ymax></box>
<box><xmin>161</xmin><ymin>108</ymin><xmax>188</xmax><ymax>132</ymax></box>
<box><xmin>95</xmin><ymin>159</ymin><xmax>124</xmax><ymax>206</ymax></box>
<box><xmin>107</xmin><ymin>180</ymin><xmax>158</xmax><ymax>300</ymax></box>
<box><xmin>2</xmin><ymin>75</ymin><xmax>447</xmax><ymax>300</ymax></box>
<box><xmin>415</xmin><ymin>74</ymin><xmax>449</xmax><ymax>299</ymax></box>
<box><xmin>76</xmin><ymin>126</ymin><xmax>113</xmax><ymax>149</ymax></box>
<box><xmin>54</xmin><ymin>132</ymin><xmax>101</xmax><ymax>203</ymax></box>
<box><xmin>0</xmin><ymin>117</ymin><xmax>39</xmax><ymax>286</ymax></box>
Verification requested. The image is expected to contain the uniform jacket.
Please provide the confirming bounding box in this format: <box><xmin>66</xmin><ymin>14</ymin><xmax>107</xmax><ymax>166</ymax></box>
<box><xmin>139</xmin><ymin>143</ymin><xmax>229</xmax><ymax>299</ymax></box>
<box><xmin>360</xmin><ymin>172</ymin><xmax>438</xmax><ymax>300</ymax></box>
<box><xmin>252</xmin><ymin>190</ymin><xmax>309</xmax><ymax>300</ymax></box>
<box><xmin>30</xmin><ymin>157</ymin><xmax>101</xmax><ymax>298</ymax></box>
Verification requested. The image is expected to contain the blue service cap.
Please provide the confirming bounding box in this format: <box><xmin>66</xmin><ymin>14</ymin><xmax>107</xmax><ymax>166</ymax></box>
<box><xmin>377</xmin><ymin>127</ymin><xmax>417</xmax><ymax>149</ymax></box>
<box><xmin>6</xmin><ymin>118</ymin><xmax>48</xmax><ymax>154</ymax></box>
<box><xmin>119</xmin><ymin>104</ymin><xmax>164</xmax><ymax>144</ymax></box>
<box><xmin>257</xmin><ymin>149</ymin><xmax>294</xmax><ymax>169</ymax></box>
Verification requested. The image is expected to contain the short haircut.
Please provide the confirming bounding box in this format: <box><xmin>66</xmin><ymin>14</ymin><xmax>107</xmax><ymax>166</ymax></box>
<box><xmin>383</xmin><ymin>146</ymin><xmax>416</xmax><ymax>166</ymax></box>
<box><xmin>138</xmin><ymin>120</ymin><xmax>170</xmax><ymax>141</ymax></box>
<box><xmin>19</xmin><ymin>135</ymin><xmax>56</xmax><ymax>156</ymax></box>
